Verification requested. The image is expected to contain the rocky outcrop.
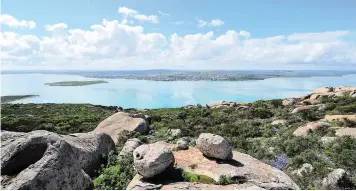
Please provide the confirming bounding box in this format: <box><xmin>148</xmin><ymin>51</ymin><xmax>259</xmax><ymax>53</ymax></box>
<box><xmin>323</xmin><ymin>115</ymin><xmax>356</xmax><ymax>122</ymax></box>
<box><xmin>196</xmin><ymin>133</ymin><xmax>232</xmax><ymax>160</ymax></box>
<box><xmin>133</xmin><ymin>142</ymin><xmax>175</xmax><ymax>178</ymax></box>
<box><xmin>335</xmin><ymin>128</ymin><xmax>356</xmax><ymax>138</ymax></box>
<box><xmin>291</xmin><ymin>105</ymin><xmax>314</xmax><ymax>114</ymax></box>
<box><xmin>322</xmin><ymin>169</ymin><xmax>355</xmax><ymax>190</ymax></box>
<box><xmin>128</xmin><ymin>142</ymin><xmax>299</xmax><ymax>190</ymax></box>
<box><xmin>1</xmin><ymin>130</ymin><xmax>114</xmax><ymax>190</ymax></box>
<box><xmin>282</xmin><ymin>98</ymin><xmax>299</xmax><ymax>106</ymax></box>
<box><xmin>1</xmin><ymin>139</ymin><xmax>93</xmax><ymax>190</ymax></box>
<box><xmin>314</xmin><ymin>87</ymin><xmax>334</xmax><ymax>94</ymax></box>
<box><xmin>350</xmin><ymin>90</ymin><xmax>356</xmax><ymax>97</ymax></box>
<box><xmin>207</xmin><ymin>101</ymin><xmax>250</xmax><ymax>109</ymax></box>
<box><xmin>119</xmin><ymin>138</ymin><xmax>142</xmax><ymax>158</ymax></box>
<box><xmin>93</xmin><ymin>112</ymin><xmax>149</xmax><ymax>144</ymax></box>
<box><xmin>293</xmin><ymin>122</ymin><xmax>331</xmax><ymax>137</ymax></box>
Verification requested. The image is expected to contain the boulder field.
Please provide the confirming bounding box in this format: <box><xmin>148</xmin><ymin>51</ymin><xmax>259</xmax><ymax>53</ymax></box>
<box><xmin>127</xmin><ymin>140</ymin><xmax>300</xmax><ymax>190</ymax></box>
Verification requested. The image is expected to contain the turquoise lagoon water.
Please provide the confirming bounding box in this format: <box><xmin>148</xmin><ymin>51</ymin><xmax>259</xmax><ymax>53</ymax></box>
<box><xmin>1</xmin><ymin>74</ymin><xmax>356</xmax><ymax>109</ymax></box>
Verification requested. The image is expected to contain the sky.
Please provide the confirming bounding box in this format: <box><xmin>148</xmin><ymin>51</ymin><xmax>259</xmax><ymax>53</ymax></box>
<box><xmin>1</xmin><ymin>0</ymin><xmax>356</xmax><ymax>70</ymax></box>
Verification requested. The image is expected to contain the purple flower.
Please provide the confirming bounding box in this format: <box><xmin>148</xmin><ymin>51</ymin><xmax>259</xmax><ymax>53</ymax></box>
<box><xmin>273</xmin><ymin>155</ymin><xmax>289</xmax><ymax>169</ymax></box>
<box><xmin>273</xmin><ymin>127</ymin><xmax>279</xmax><ymax>133</ymax></box>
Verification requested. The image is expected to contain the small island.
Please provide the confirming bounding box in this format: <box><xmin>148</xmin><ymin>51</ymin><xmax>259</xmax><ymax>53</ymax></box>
<box><xmin>45</xmin><ymin>80</ymin><xmax>108</xmax><ymax>86</ymax></box>
<box><xmin>1</xmin><ymin>95</ymin><xmax>39</xmax><ymax>103</ymax></box>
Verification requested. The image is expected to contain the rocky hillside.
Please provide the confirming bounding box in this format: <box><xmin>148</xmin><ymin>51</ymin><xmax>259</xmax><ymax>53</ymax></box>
<box><xmin>1</xmin><ymin>86</ymin><xmax>356</xmax><ymax>190</ymax></box>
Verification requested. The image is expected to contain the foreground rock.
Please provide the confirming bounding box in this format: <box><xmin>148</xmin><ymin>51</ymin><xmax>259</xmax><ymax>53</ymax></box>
<box><xmin>133</xmin><ymin>142</ymin><xmax>175</xmax><ymax>178</ymax></box>
<box><xmin>93</xmin><ymin>112</ymin><xmax>149</xmax><ymax>144</ymax></box>
<box><xmin>128</xmin><ymin>175</ymin><xmax>265</xmax><ymax>190</ymax></box>
<box><xmin>196</xmin><ymin>133</ymin><xmax>232</xmax><ymax>160</ymax></box>
<box><xmin>322</xmin><ymin>169</ymin><xmax>355</xmax><ymax>190</ymax></box>
<box><xmin>128</xmin><ymin>142</ymin><xmax>299</xmax><ymax>190</ymax></box>
<box><xmin>119</xmin><ymin>138</ymin><xmax>142</xmax><ymax>158</ymax></box>
<box><xmin>293</xmin><ymin>122</ymin><xmax>331</xmax><ymax>137</ymax></box>
<box><xmin>1</xmin><ymin>130</ymin><xmax>114</xmax><ymax>189</ymax></box>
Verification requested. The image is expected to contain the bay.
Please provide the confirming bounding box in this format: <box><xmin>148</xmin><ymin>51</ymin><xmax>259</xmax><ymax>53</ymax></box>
<box><xmin>1</xmin><ymin>73</ymin><xmax>356</xmax><ymax>109</ymax></box>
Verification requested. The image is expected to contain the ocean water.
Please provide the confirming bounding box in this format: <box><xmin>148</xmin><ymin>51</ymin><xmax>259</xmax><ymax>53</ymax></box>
<box><xmin>1</xmin><ymin>74</ymin><xmax>356</xmax><ymax>109</ymax></box>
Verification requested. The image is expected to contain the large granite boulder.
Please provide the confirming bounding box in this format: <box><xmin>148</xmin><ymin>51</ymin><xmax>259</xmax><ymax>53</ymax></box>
<box><xmin>93</xmin><ymin>112</ymin><xmax>149</xmax><ymax>144</ymax></box>
<box><xmin>322</xmin><ymin>169</ymin><xmax>355</xmax><ymax>190</ymax></box>
<box><xmin>133</xmin><ymin>142</ymin><xmax>175</xmax><ymax>178</ymax></box>
<box><xmin>1</xmin><ymin>130</ymin><xmax>114</xmax><ymax>189</ymax></box>
<box><xmin>128</xmin><ymin>142</ymin><xmax>299</xmax><ymax>190</ymax></box>
<box><xmin>63</xmin><ymin>132</ymin><xmax>115</xmax><ymax>175</ymax></box>
<box><xmin>293</xmin><ymin>122</ymin><xmax>331</xmax><ymax>137</ymax></box>
<box><xmin>119</xmin><ymin>138</ymin><xmax>142</xmax><ymax>157</ymax></box>
<box><xmin>196</xmin><ymin>133</ymin><xmax>232</xmax><ymax>160</ymax></box>
<box><xmin>2</xmin><ymin>140</ymin><xmax>93</xmax><ymax>190</ymax></box>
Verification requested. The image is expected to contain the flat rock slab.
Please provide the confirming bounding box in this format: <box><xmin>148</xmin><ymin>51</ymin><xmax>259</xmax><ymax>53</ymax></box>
<box><xmin>335</xmin><ymin>128</ymin><xmax>356</xmax><ymax>138</ymax></box>
<box><xmin>93</xmin><ymin>112</ymin><xmax>149</xmax><ymax>144</ymax></box>
<box><xmin>161</xmin><ymin>182</ymin><xmax>265</xmax><ymax>190</ymax></box>
<box><xmin>323</xmin><ymin>115</ymin><xmax>356</xmax><ymax>122</ymax></box>
<box><xmin>127</xmin><ymin>142</ymin><xmax>299</xmax><ymax>190</ymax></box>
<box><xmin>293</xmin><ymin>122</ymin><xmax>331</xmax><ymax>137</ymax></box>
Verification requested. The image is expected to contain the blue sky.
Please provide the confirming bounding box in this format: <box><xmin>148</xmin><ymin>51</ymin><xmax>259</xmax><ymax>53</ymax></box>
<box><xmin>1</xmin><ymin>0</ymin><xmax>356</xmax><ymax>70</ymax></box>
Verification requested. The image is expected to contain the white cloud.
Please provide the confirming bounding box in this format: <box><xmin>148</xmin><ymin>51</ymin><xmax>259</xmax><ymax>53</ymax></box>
<box><xmin>0</xmin><ymin>14</ymin><xmax>36</xmax><ymax>29</ymax></box>
<box><xmin>118</xmin><ymin>7</ymin><xmax>137</xmax><ymax>15</ymax></box>
<box><xmin>158</xmin><ymin>11</ymin><xmax>169</xmax><ymax>17</ymax></box>
<box><xmin>287</xmin><ymin>31</ymin><xmax>349</xmax><ymax>42</ymax></box>
<box><xmin>1</xmin><ymin>15</ymin><xmax>355</xmax><ymax>70</ymax></box>
<box><xmin>118</xmin><ymin>6</ymin><xmax>159</xmax><ymax>24</ymax></box>
<box><xmin>171</xmin><ymin>21</ymin><xmax>184</xmax><ymax>25</ymax></box>
<box><xmin>197</xmin><ymin>18</ymin><xmax>224</xmax><ymax>28</ymax></box>
<box><xmin>210</xmin><ymin>19</ymin><xmax>224</xmax><ymax>27</ymax></box>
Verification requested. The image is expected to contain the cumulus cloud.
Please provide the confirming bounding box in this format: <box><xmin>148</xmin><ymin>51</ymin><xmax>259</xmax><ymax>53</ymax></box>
<box><xmin>0</xmin><ymin>14</ymin><xmax>36</xmax><ymax>29</ymax></box>
<box><xmin>197</xmin><ymin>18</ymin><xmax>224</xmax><ymax>28</ymax></box>
<box><xmin>1</xmin><ymin>14</ymin><xmax>355</xmax><ymax>70</ymax></box>
<box><xmin>118</xmin><ymin>6</ymin><xmax>159</xmax><ymax>24</ymax></box>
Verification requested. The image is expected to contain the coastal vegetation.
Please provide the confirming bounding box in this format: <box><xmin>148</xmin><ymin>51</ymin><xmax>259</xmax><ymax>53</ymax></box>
<box><xmin>44</xmin><ymin>80</ymin><xmax>108</xmax><ymax>86</ymax></box>
<box><xmin>2</xmin><ymin>92</ymin><xmax>356</xmax><ymax>189</ymax></box>
<box><xmin>1</xmin><ymin>95</ymin><xmax>39</xmax><ymax>103</ymax></box>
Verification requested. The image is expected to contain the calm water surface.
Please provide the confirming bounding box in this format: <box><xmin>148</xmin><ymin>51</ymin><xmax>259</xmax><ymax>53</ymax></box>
<box><xmin>1</xmin><ymin>74</ymin><xmax>356</xmax><ymax>109</ymax></box>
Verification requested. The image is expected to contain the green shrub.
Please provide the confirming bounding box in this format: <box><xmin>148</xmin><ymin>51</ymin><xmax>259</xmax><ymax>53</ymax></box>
<box><xmin>182</xmin><ymin>171</ymin><xmax>215</xmax><ymax>184</ymax></box>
